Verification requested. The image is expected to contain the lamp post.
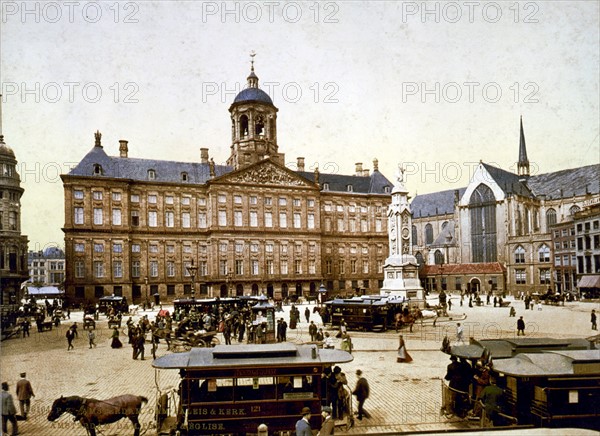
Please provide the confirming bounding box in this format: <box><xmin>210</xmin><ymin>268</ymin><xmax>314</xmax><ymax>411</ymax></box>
<box><xmin>144</xmin><ymin>277</ymin><xmax>149</xmax><ymax>310</ymax></box>
<box><xmin>186</xmin><ymin>260</ymin><xmax>198</xmax><ymax>301</ymax></box>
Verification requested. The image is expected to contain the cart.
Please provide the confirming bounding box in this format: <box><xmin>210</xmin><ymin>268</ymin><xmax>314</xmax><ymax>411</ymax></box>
<box><xmin>170</xmin><ymin>331</ymin><xmax>220</xmax><ymax>353</ymax></box>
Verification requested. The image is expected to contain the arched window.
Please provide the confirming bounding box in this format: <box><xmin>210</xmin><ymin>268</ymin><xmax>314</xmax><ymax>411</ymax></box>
<box><xmin>425</xmin><ymin>224</ymin><xmax>433</xmax><ymax>245</ymax></box>
<box><xmin>255</xmin><ymin>115</ymin><xmax>265</xmax><ymax>136</ymax></box>
<box><xmin>411</xmin><ymin>225</ymin><xmax>418</xmax><ymax>246</ymax></box>
<box><xmin>538</xmin><ymin>244</ymin><xmax>550</xmax><ymax>262</ymax></box>
<box><xmin>514</xmin><ymin>246</ymin><xmax>525</xmax><ymax>263</ymax></box>
<box><xmin>240</xmin><ymin>115</ymin><xmax>249</xmax><ymax>137</ymax></box>
<box><xmin>346</xmin><ymin>185</ymin><xmax>353</xmax><ymax>192</ymax></box>
<box><xmin>384</xmin><ymin>186</ymin><xmax>391</xmax><ymax>193</ymax></box>
<box><xmin>181</xmin><ymin>172</ymin><xmax>188</xmax><ymax>182</ymax></box>
<box><xmin>546</xmin><ymin>208</ymin><xmax>557</xmax><ymax>226</ymax></box>
<box><xmin>434</xmin><ymin>250</ymin><xmax>444</xmax><ymax>265</ymax></box>
<box><xmin>93</xmin><ymin>164</ymin><xmax>103</xmax><ymax>175</ymax></box>
<box><xmin>147</xmin><ymin>169</ymin><xmax>156</xmax><ymax>180</ymax></box>
<box><xmin>415</xmin><ymin>252</ymin><xmax>424</xmax><ymax>268</ymax></box>
<box><xmin>569</xmin><ymin>205</ymin><xmax>580</xmax><ymax>216</ymax></box>
<box><xmin>524</xmin><ymin>207</ymin><xmax>531</xmax><ymax>234</ymax></box>
<box><xmin>322</xmin><ymin>183</ymin><xmax>329</xmax><ymax>191</ymax></box>
<box><xmin>469</xmin><ymin>184</ymin><xmax>497</xmax><ymax>262</ymax></box>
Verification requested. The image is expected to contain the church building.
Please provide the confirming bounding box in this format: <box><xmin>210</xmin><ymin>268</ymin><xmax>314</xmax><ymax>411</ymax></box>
<box><xmin>411</xmin><ymin>118</ymin><xmax>599</xmax><ymax>298</ymax></box>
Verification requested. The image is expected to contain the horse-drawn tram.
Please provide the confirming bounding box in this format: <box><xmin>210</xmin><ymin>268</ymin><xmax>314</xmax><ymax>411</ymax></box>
<box><xmin>324</xmin><ymin>295</ymin><xmax>404</xmax><ymax>332</ymax></box>
<box><xmin>153</xmin><ymin>343</ymin><xmax>353</xmax><ymax>435</ymax></box>
<box><xmin>443</xmin><ymin>337</ymin><xmax>600</xmax><ymax>430</ymax></box>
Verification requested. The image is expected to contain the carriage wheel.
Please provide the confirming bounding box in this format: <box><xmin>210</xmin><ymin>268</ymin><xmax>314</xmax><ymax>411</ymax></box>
<box><xmin>210</xmin><ymin>336</ymin><xmax>220</xmax><ymax>347</ymax></box>
<box><xmin>196</xmin><ymin>339</ymin><xmax>208</xmax><ymax>348</ymax></box>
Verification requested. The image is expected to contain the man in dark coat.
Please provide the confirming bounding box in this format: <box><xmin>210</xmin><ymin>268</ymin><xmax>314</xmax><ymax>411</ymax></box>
<box><xmin>352</xmin><ymin>369</ymin><xmax>369</xmax><ymax>420</ymax></box>
<box><xmin>308</xmin><ymin>321</ymin><xmax>317</xmax><ymax>341</ymax></box>
<box><xmin>479</xmin><ymin>377</ymin><xmax>505</xmax><ymax>426</ymax></box>
<box><xmin>304</xmin><ymin>307</ymin><xmax>310</xmax><ymax>323</ymax></box>
<box><xmin>517</xmin><ymin>316</ymin><xmax>525</xmax><ymax>336</ymax></box>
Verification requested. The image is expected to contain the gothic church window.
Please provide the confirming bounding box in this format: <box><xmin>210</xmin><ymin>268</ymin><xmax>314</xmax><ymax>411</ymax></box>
<box><xmin>425</xmin><ymin>224</ymin><xmax>433</xmax><ymax>245</ymax></box>
<box><xmin>546</xmin><ymin>208</ymin><xmax>557</xmax><ymax>227</ymax></box>
<box><xmin>240</xmin><ymin>115</ymin><xmax>249</xmax><ymax>137</ymax></box>
<box><xmin>569</xmin><ymin>205</ymin><xmax>581</xmax><ymax>216</ymax></box>
<box><xmin>469</xmin><ymin>183</ymin><xmax>497</xmax><ymax>263</ymax></box>
<box><xmin>412</xmin><ymin>225</ymin><xmax>418</xmax><ymax>245</ymax></box>
<box><xmin>514</xmin><ymin>246</ymin><xmax>525</xmax><ymax>263</ymax></box>
<box><xmin>434</xmin><ymin>250</ymin><xmax>444</xmax><ymax>265</ymax></box>
<box><xmin>538</xmin><ymin>244</ymin><xmax>550</xmax><ymax>262</ymax></box>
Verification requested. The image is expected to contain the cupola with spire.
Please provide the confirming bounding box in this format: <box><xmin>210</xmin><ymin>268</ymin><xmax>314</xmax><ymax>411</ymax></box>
<box><xmin>228</xmin><ymin>52</ymin><xmax>283</xmax><ymax>170</ymax></box>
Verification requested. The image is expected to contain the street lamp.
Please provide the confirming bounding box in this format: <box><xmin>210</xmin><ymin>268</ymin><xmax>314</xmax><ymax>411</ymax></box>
<box><xmin>186</xmin><ymin>260</ymin><xmax>198</xmax><ymax>301</ymax></box>
<box><xmin>144</xmin><ymin>277</ymin><xmax>149</xmax><ymax>309</ymax></box>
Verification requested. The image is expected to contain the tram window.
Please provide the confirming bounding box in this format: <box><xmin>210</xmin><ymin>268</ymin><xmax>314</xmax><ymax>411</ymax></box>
<box><xmin>236</xmin><ymin>377</ymin><xmax>276</xmax><ymax>401</ymax></box>
<box><xmin>534</xmin><ymin>386</ymin><xmax>547</xmax><ymax>403</ymax></box>
<box><xmin>278</xmin><ymin>376</ymin><xmax>316</xmax><ymax>400</ymax></box>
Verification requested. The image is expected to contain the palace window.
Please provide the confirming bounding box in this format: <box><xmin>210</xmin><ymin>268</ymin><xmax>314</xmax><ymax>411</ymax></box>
<box><xmin>93</xmin><ymin>208</ymin><xmax>103</xmax><ymax>225</ymax></box>
<box><xmin>182</xmin><ymin>212</ymin><xmax>191</xmax><ymax>228</ymax></box>
<box><xmin>74</xmin><ymin>189</ymin><xmax>84</xmax><ymax>199</ymax></box>
<box><xmin>113</xmin><ymin>261</ymin><xmax>122</xmax><ymax>278</ymax></box>
<box><xmin>74</xmin><ymin>207</ymin><xmax>84</xmax><ymax>224</ymax></box>
<box><xmin>148</xmin><ymin>211</ymin><xmax>158</xmax><ymax>227</ymax></box>
<box><xmin>75</xmin><ymin>261</ymin><xmax>84</xmax><ymax>278</ymax></box>
<box><xmin>112</xmin><ymin>209</ymin><xmax>122</xmax><ymax>225</ymax></box>
<box><xmin>546</xmin><ymin>208</ymin><xmax>557</xmax><ymax>227</ymax></box>
<box><xmin>515</xmin><ymin>269</ymin><xmax>526</xmax><ymax>285</ymax></box>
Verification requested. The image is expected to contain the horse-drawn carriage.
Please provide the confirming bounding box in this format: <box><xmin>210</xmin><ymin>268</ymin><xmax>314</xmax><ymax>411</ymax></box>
<box><xmin>169</xmin><ymin>330</ymin><xmax>220</xmax><ymax>353</ymax></box>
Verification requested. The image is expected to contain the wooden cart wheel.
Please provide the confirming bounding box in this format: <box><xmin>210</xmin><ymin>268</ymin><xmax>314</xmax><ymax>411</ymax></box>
<box><xmin>210</xmin><ymin>336</ymin><xmax>220</xmax><ymax>347</ymax></box>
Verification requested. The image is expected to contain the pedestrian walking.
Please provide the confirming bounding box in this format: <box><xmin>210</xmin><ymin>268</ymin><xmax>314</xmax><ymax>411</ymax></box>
<box><xmin>455</xmin><ymin>323</ymin><xmax>465</xmax><ymax>345</ymax></box>
<box><xmin>304</xmin><ymin>307</ymin><xmax>310</xmax><ymax>323</ymax></box>
<box><xmin>66</xmin><ymin>327</ymin><xmax>75</xmax><ymax>350</ymax></box>
<box><xmin>16</xmin><ymin>372</ymin><xmax>34</xmax><ymax>419</ymax></box>
<box><xmin>352</xmin><ymin>369</ymin><xmax>370</xmax><ymax>420</ymax></box>
<box><xmin>537</xmin><ymin>302</ymin><xmax>542</xmax><ymax>311</ymax></box>
<box><xmin>318</xmin><ymin>405</ymin><xmax>334</xmax><ymax>436</ymax></box>
<box><xmin>517</xmin><ymin>316</ymin><xmax>525</xmax><ymax>336</ymax></box>
<box><xmin>87</xmin><ymin>327</ymin><xmax>96</xmax><ymax>348</ymax></box>
<box><xmin>1</xmin><ymin>382</ymin><xmax>18</xmax><ymax>435</ymax></box>
<box><xmin>591</xmin><ymin>309</ymin><xmax>597</xmax><ymax>330</ymax></box>
<box><xmin>397</xmin><ymin>334</ymin><xmax>413</xmax><ymax>363</ymax></box>
<box><xmin>21</xmin><ymin>318</ymin><xmax>30</xmax><ymax>338</ymax></box>
<box><xmin>448</xmin><ymin>298</ymin><xmax>452</xmax><ymax>312</ymax></box>
<box><xmin>509</xmin><ymin>306</ymin><xmax>516</xmax><ymax>317</ymax></box>
<box><xmin>341</xmin><ymin>333</ymin><xmax>353</xmax><ymax>354</ymax></box>
<box><xmin>295</xmin><ymin>407</ymin><xmax>312</xmax><ymax>436</ymax></box>
<box><xmin>110</xmin><ymin>327</ymin><xmax>123</xmax><ymax>348</ymax></box>
<box><xmin>309</xmin><ymin>321</ymin><xmax>317</xmax><ymax>341</ymax></box>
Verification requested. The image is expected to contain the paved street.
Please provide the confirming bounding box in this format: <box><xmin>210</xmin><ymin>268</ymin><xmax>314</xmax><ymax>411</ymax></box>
<box><xmin>1</xmin><ymin>295</ymin><xmax>598</xmax><ymax>435</ymax></box>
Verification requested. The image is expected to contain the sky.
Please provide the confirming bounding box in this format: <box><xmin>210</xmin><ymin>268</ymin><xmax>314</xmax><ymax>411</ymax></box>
<box><xmin>1</xmin><ymin>0</ymin><xmax>598</xmax><ymax>250</ymax></box>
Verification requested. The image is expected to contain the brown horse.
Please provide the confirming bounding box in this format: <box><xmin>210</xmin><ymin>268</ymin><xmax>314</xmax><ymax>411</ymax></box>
<box><xmin>48</xmin><ymin>394</ymin><xmax>148</xmax><ymax>436</ymax></box>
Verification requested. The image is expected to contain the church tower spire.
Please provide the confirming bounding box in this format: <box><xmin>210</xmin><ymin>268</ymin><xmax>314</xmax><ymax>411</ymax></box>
<box><xmin>228</xmin><ymin>53</ymin><xmax>282</xmax><ymax>170</ymax></box>
<box><xmin>517</xmin><ymin>116</ymin><xmax>530</xmax><ymax>179</ymax></box>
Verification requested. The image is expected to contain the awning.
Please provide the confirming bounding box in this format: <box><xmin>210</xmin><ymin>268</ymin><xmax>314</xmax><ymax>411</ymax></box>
<box><xmin>25</xmin><ymin>286</ymin><xmax>64</xmax><ymax>296</ymax></box>
<box><xmin>578</xmin><ymin>275</ymin><xmax>600</xmax><ymax>288</ymax></box>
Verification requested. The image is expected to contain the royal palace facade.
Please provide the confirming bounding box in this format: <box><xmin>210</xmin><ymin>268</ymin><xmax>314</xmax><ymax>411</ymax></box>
<box><xmin>62</xmin><ymin>65</ymin><xmax>393</xmax><ymax>304</ymax></box>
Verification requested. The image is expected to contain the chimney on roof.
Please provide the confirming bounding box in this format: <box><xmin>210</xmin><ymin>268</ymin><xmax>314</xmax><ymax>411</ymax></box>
<box><xmin>373</xmin><ymin>158</ymin><xmax>379</xmax><ymax>171</ymax></box>
<box><xmin>355</xmin><ymin>162</ymin><xmax>363</xmax><ymax>176</ymax></box>
<box><xmin>454</xmin><ymin>189</ymin><xmax>460</xmax><ymax>204</ymax></box>
<box><xmin>363</xmin><ymin>168</ymin><xmax>370</xmax><ymax>177</ymax></box>
<box><xmin>119</xmin><ymin>140</ymin><xmax>128</xmax><ymax>158</ymax></box>
<box><xmin>297</xmin><ymin>157</ymin><xmax>305</xmax><ymax>172</ymax></box>
<box><xmin>200</xmin><ymin>148</ymin><xmax>209</xmax><ymax>164</ymax></box>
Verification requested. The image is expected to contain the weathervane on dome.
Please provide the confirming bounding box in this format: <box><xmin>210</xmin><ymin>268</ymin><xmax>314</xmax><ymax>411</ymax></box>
<box><xmin>250</xmin><ymin>50</ymin><xmax>256</xmax><ymax>72</ymax></box>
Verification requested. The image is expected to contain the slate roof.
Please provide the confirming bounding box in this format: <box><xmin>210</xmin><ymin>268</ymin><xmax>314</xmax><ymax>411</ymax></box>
<box><xmin>410</xmin><ymin>163</ymin><xmax>599</xmax><ymax>218</ymax></box>
<box><xmin>67</xmin><ymin>145</ymin><xmax>232</xmax><ymax>183</ymax></box>
<box><xmin>481</xmin><ymin>163</ymin><xmax>534</xmax><ymax>198</ymax></box>
<box><xmin>297</xmin><ymin>170</ymin><xmax>393</xmax><ymax>195</ymax></box>
<box><xmin>411</xmin><ymin>188</ymin><xmax>465</xmax><ymax>218</ymax></box>
<box><xmin>528</xmin><ymin>164</ymin><xmax>600</xmax><ymax>200</ymax></box>
<box><xmin>67</xmin><ymin>146</ymin><xmax>393</xmax><ymax>194</ymax></box>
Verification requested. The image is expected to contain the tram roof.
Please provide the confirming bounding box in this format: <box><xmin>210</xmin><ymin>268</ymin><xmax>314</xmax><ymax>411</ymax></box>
<box><xmin>152</xmin><ymin>343</ymin><xmax>353</xmax><ymax>369</ymax></box>
<box><xmin>493</xmin><ymin>350</ymin><xmax>600</xmax><ymax>377</ymax></box>
<box><xmin>450</xmin><ymin>337</ymin><xmax>593</xmax><ymax>360</ymax></box>
<box><xmin>325</xmin><ymin>296</ymin><xmax>401</xmax><ymax>306</ymax></box>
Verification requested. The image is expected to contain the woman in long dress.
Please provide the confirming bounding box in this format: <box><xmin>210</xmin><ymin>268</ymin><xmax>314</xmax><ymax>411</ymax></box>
<box><xmin>111</xmin><ymin>326</ymin><xmax>123</xmax><ymax>348</ymax></box>
<box><xmin>397</xmin><ymin>335</ymin><xmax>412</xmax><ymax>363</ymax></box>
